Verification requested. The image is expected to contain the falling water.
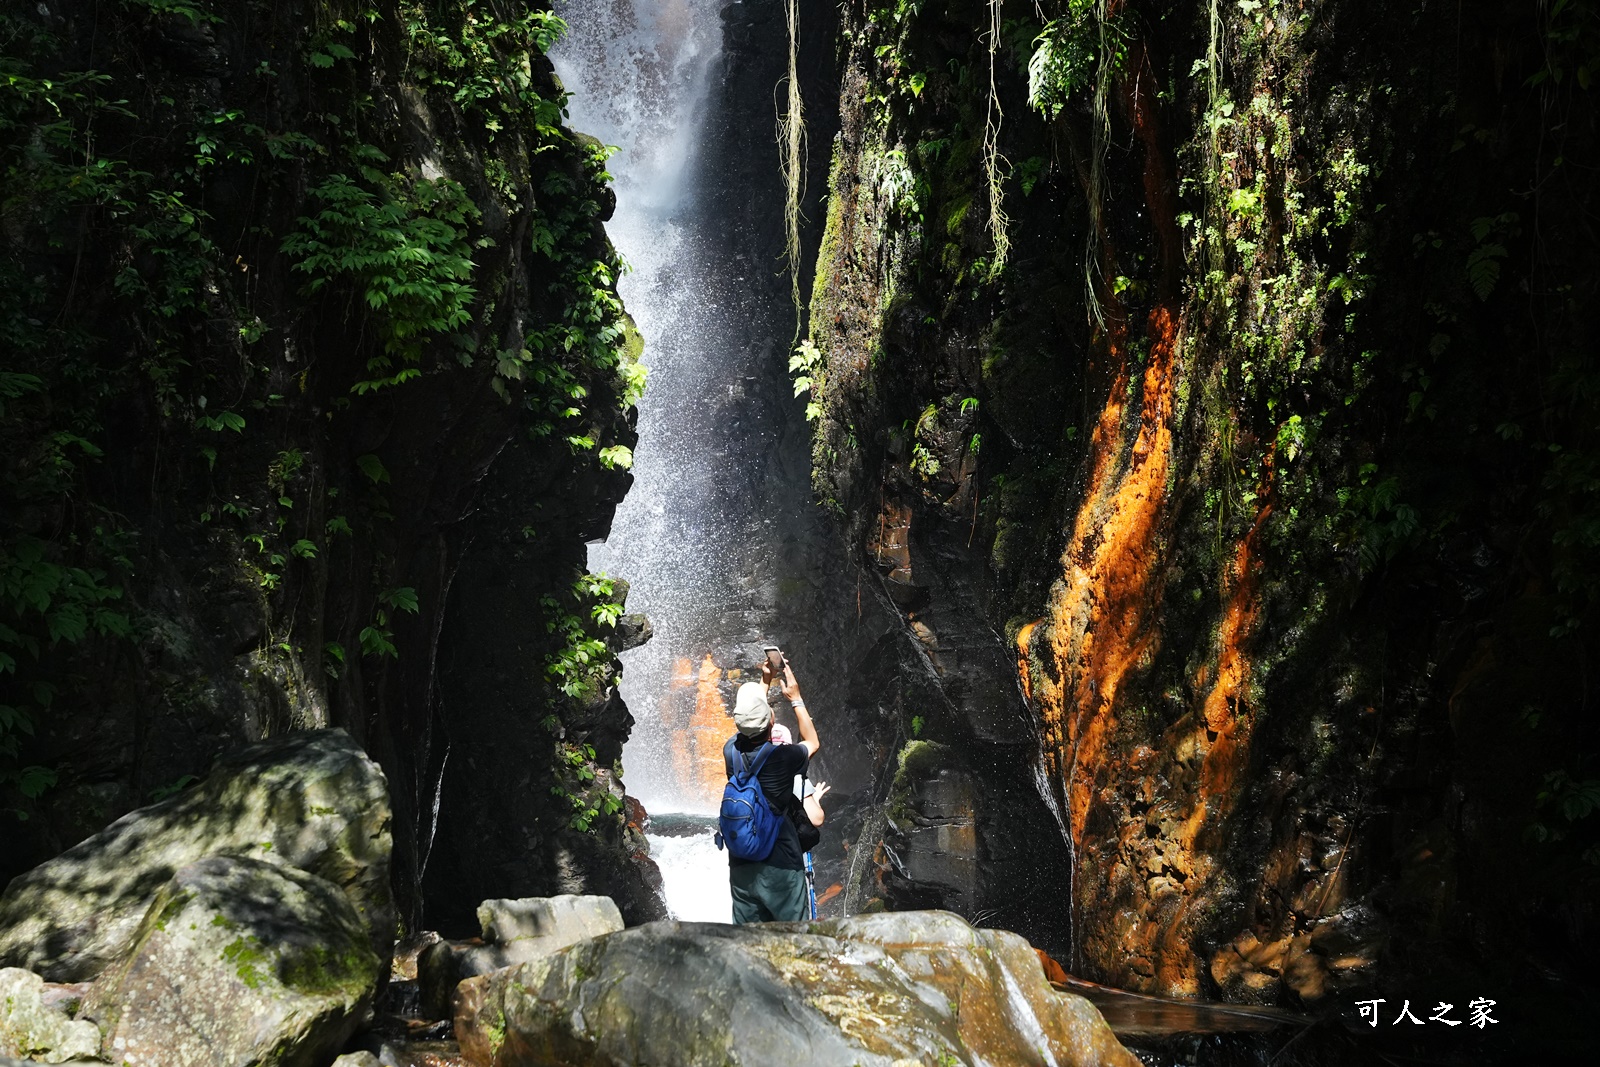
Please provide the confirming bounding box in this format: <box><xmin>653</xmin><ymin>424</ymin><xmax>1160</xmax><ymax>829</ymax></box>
<box><xmin>550</xmin><ymin>0</ymin><xmax>731</xmax><ymax>919</ymax></box>
<box><xmin>552</xmin><ymin>0</ymin><xmax>856</xmax><ymax>922</ymax></box>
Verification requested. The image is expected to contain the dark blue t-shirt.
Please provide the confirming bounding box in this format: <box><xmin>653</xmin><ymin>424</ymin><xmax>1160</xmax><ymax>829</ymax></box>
<box><xmin>726</xmin><ymin>735</ymin><xmax>809</xmax><ymax>871</ymax></box>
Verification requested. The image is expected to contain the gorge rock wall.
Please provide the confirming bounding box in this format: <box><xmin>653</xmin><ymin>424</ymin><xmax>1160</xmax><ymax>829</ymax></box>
<box><xmin>804</xmin><ymin>0</ymin><xmax>1599</xmax><ymax>1023</ymax></box>
<box><xmin>0</xmin><ymin>0</ymin><xmax>661</xmax><ymax>931</ymax></box>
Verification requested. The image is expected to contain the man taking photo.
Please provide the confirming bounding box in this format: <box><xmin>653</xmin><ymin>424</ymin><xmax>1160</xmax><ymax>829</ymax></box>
<box><xmin>723</xmin><ymin>654</ymin><xmax>819</xmax><ymax>923</ymax></box>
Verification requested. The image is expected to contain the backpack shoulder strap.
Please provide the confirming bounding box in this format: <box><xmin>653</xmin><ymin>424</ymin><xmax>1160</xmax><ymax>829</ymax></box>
<box><xmin>745</xmin><ymin>741</ymin><xmax>774</xmax><ymax>777</ymax></box>
<box><xmin>725</xmin><ymin>739</ymin><xmax>774</xmax><ymax>784</ymax></box>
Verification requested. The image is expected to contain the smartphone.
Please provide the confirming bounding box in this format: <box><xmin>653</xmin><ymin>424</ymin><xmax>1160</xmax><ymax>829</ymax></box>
<box><xmin>762</xmin><ymin>645</ymin><xmax>784</xmax><ymax>672</ymax></box>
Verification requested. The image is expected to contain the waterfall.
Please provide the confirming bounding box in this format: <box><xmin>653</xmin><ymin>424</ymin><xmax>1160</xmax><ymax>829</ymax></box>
<box><xmin>551</xmin><ymin>0</ymin><xmax>731</xmax><ymax>920</ymax></box>
<box><xmin>554</xmin><ymin>0</ymin><xmax>858</xmax><ymax>923</ymax></box>
<box><xmin>550</xmin><ymin>0</ymin><xmax>733</xmax><ymax>815</ymax></box>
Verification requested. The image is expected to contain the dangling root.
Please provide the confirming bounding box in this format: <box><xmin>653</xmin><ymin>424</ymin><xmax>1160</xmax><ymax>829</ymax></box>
<box><xmin>982</xmin><ymin>0</ymin><xmax>1010</xmax><ymax>275</ymax></box>
<box><xmin>779</xmin><ymin>0</ymin><xmax>806</xmax><ymax>337</ymax></box>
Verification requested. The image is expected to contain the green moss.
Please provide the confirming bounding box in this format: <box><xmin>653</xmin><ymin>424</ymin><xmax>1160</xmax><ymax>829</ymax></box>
<box><xmin>221</xmin><ymin>934</ymin><xmax>271</xmax><ymax>990</ymax></box>
<box><xmin>281</xmin><ymin>940</ymin><xmax>380</xmax><ymax>998</ymax></box>
<box><xmin>943</xmin><ymin>197</ymin><xmax>971</xmax><ymax>237</ymax></box>
<box><xmin>484</xmin><ymin>1008</ymin><xmax>508</xmax><ymax>1058</ymax></box>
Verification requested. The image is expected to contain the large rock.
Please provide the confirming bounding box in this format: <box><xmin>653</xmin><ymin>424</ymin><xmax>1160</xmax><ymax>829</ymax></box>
<box><xmin>0</xmin><ymin>730</ymin><xmax>394</xmax><ymax>981</ymax></box>
<box><xmin>418</xmin><ymin>896</ymin><xmax>622</xmax><ymax>1019</ymax></box>
<box><xmin>81</xmin><ymin>855</ymin><xmax>381</xmax><ymax>1067</ymax></box>
<box><xmin>455</xmin><ymin>910</ymin><xmax>1142</xmax><ymax>1067</ymax></box>
<box><xmin>0</xmin><ymin>969</ymin><xmax>100</xmax><ymax>1063</ymax></box>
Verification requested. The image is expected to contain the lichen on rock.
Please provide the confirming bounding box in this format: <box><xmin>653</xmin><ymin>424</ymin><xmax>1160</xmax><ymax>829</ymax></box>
<box><xmin>81</xmin><ymin>855</ymin><xmax>381</xmax><ymax>1067</ymax></box>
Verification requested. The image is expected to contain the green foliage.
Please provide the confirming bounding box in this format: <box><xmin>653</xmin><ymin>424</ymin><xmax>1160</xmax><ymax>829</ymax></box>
<box><xmin>909</xmin><ymin>402</ymin><xmax>943</xmax><ymax>479</ymax></box>
<box><xmin>281</xmin><ymin>168</ymin><xmax>481</xmax><ymax>391</ymax></box>
<box><xmin>402</xmin><ymin>1</ymin><xmax>567</xmax><ymax>136</ymax></box>
<box><xmin>1529</xmin><ymin>768</ymin><xmax>1600</xmax><ymax>867</ymax></box>
<box><xmin>1027</xmin><ymin>1</ymin><xmax>1128</xmax><ymax>118</ymax></box>
<box><xmin>550</xmin><ymin>742</ymin><xmax>623</xmax><ymax>833</ymax></box>
<box><xmin>789</xmin><ymin>340</ymin><xmax>826</xmax><ymax>421</ymax></box>
<box><xmin>1</xmin><ymin>536</ymin><xmax>132</xmax><ymax>770</ymax></box>
<box><xmin>1335</xmin><ymin>463</ymin><xmax>1420</xmax><ymax>572</ymax></box>
<box><xmin>359</xmin><ymin>587</ymin><xmax>419</xmax><ymax>660</ymax></box>
<box><xmin>1465</xmin><ymin>213</ymin><xmax>1517</xmax><ymax>302</ymax></box>
<box><xmin>543</xmin><ymin>573</ymin><xmax>623</xmax><ymax>701</ymax></box>
<box><xmin>122</xmin><ymin>0</ymin><xmax>221</xmax><ymax>25</ymax></box>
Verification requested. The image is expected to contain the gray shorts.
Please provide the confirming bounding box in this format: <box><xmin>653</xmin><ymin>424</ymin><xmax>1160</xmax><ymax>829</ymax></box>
<box><xmin>729</xmin><ymin>862</ymin><xmax>809</xmax><ymax>924</ymax></box>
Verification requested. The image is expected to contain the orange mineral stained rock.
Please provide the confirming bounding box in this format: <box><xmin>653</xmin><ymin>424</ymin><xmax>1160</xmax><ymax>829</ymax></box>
<box><xmin>663</xmin><ymin>654</ymin><xmax>732</xmax><ymax>809</ymax></box>
<box><xmin>1022</xmin><ymin>25</ymin><xmax>1281</xmax><ymax>997</ymax></box>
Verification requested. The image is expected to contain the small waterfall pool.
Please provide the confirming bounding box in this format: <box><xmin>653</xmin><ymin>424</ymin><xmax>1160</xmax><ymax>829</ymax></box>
<box><xmin>642</xmin><ymin>813</ymin><xmax>729</xmax><ymax>922</ymax></box>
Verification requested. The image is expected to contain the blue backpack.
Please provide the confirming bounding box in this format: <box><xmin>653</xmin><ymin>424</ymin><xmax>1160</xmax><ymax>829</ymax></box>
<box><xmin>714</xmin><ymin>739</ymin><xmax>784</xmax><ymax>861</ymax></box>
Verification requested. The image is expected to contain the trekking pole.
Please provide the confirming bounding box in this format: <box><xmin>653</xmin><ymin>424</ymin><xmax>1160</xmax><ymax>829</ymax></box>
<box><xmin>805</xmin><ymin>850</ymin><xmax>817</xmax><ymax>919</ymax></box>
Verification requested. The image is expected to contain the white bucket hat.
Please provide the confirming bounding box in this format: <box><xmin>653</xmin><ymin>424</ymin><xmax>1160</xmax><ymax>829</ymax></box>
<box><xmin>732</xmin><ymin>681</ymin><xmax>774</xmax><ymax>737</ymax></box>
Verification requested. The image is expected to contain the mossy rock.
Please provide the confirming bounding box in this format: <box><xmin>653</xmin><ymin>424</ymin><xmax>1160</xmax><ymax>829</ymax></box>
<box><xmin>82</xmin><ymin>856</ymin><xmax>380</xmax><ymax>1067</ymax></box>
<box><xmin>0</xmin><ymin>730</ymin><xmax>394</xmax><ymax>983</ymax></box>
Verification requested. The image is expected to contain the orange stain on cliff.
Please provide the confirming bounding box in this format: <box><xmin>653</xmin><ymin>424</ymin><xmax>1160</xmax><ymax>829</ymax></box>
<box><xmin>664</xmin><ymin>654</ymin><xmax>731</xmax><ymax>809</ymax></box>
<box><xmin>1181</xmin><ymin>499</ymin><xmax>1273</xmax><ymax>853</ymax></box>
<box><xmin>1029</xmin><ymin>21</ymin><xmax>1242</xmax><ymax>995</ymax></box>
<box><xmin>1040</xmin><ymin>302</ymin><xmax>1181</xmax><ymax>846</ymax></box>
<box><xmin>1015</xmin><ymin>620</ymin><xmax>1041</xmax><ymax>701</ymax></box>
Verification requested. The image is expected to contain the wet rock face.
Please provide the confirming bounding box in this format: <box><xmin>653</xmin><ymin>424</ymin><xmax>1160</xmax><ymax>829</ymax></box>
<box><xmin>82</xmin><ymin>856</ymin><xmax>380</xmax><ymax>1067</ymax></box>
<box><xmin>1</xmin><ymin>0</ymin><xmax>647</xmax><ymax>935</ymax></box>
<box><xmin>0</xmin><ymin>730</ymin><xmax>392</xmax><ymax>983</ymax></box>
<box><xmin>454</xmin><ymin>911</ymin><xmax>1141</xmax><ymax>1067</ymax></box>
<box><xmin>802</xmin><ymin>0</ymin><xmax>1600</xmax><ymax>1019</ymax></box>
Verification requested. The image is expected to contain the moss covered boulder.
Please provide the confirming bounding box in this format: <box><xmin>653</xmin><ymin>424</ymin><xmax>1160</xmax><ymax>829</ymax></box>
<box><xmin>455</xmin><ymin>910</ymin><xmax>1140</xmax><ymax>1067</ymax></box>
<box><xmin>81</xmin><ymin>856</ymin><xmax>380</xmax><ymax>1067</ymax></box>
<box><xmin>0</xmin><ymin>730</ymin><xmax>393</xmax><ymax>982</ymax></box>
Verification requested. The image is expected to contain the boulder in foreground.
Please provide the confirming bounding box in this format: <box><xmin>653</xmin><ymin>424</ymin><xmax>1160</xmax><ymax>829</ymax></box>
<box><xmin>418</xmin><ymin>896</ymin><xmax>623</xmax><ymax>1020</ymax></box>
<box><xmin>455</xmin><ymin>910</ymin><xmax>1141</xmax><ymax>1067</ymax></box>
<box><xmin>81</xmin><ymin>855</ymin><xmax>381</xmax><ymax>1067</ymax></box>
<box><xmin>0</xmin><ymin>730</ymin><xmax>394</xmax><ymax>982</ymax></box>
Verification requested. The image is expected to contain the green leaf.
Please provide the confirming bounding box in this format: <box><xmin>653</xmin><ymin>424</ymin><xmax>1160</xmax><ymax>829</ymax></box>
<box><xmin>1466</xmin><ymin>243</ymin><xmax>1506</xmax><ymax>301</ymax></box>
<box><xmin>359</xmin><ymin>625</ymin><xmax>397</xmax><ymax>658</ymax></box>
<box><xmin>16</xmin><ymin>765</ymin><xmax>57</xmax><ymax>799</ymax></box>
<box><xmin>382</xmin><ymin>587</ymin><xmax>420</xmax><ymax>614</ymax></box>
<box><xmin>356</xmin><ymin>454</ymin><xmax>390</xmax><ymax>484</ymax></box>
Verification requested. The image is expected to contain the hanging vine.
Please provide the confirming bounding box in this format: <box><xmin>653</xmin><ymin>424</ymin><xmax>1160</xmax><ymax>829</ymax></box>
<box><xmin>1027</xmin><ymin>0</ymin><xmax>1128</xmax><ymax>325</ymax></box>
<box><xmin>779</xmin><ymin>0</ymin><xmax>806</xmax><ymax>335</ymax></box>
<box><xmin>982</xmin><ymin>0</ymin><xmax>1011</xmax><ymax>274</ymax></box>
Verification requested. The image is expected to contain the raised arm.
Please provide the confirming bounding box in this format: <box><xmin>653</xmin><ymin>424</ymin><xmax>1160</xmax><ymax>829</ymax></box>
<box><xmin>781</xmin><ymin>659</ymin><xmax>820</xmax><ymax>758</ymax></box>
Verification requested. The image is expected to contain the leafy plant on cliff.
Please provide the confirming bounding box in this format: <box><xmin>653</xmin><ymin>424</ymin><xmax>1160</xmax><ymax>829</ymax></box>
<box><xmin>402</xmin><ymin>1</ymin><xmax>567</xmax><ymax>134</ymax></box>
<box><xmin>282</xmin><ymin>166</ymin><xmax>481</xmax><ymax>392</ymax></box>
<box><xmin>542</xmin><ymin>573</ymin><xmax>622</xmax><ymax>702</ymax></box>
<box><xmin>790</xmin><ymin>340</ymin><xmax>826</xmax><ymax>421</ymax></box>
<box><xmin>1026</xmin><ymin>0</ymin><xmax>1127</xmax><ymax>118</ymax></box>
<box><xmin>1026</xmin><ymin>0</ymin><xmax>1129</xmax><ymax>323</ymax></box>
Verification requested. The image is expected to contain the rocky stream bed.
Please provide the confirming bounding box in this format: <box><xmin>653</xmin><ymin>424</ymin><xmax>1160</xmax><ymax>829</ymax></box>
<box><xmin>0</xmin><ymin>728</ymin><xmax>1330</xmax><ymax>1067</ymax></box>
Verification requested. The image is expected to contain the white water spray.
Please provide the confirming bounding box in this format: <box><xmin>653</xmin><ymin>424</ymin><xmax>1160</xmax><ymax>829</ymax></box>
<box><xmin>552</xmin><ymin>0</ymin><xmax>742</xmax><ymax>919</ymax></box>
